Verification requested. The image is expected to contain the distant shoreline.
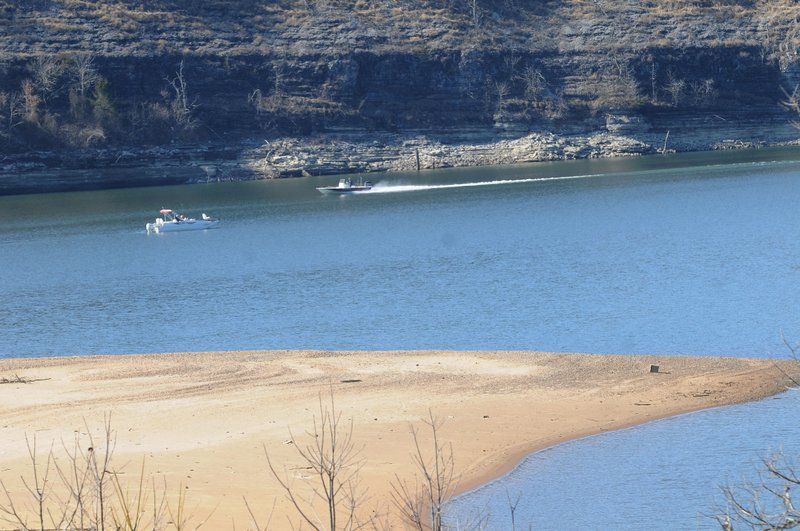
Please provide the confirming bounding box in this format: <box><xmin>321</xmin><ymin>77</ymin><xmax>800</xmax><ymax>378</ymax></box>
<box><xmin>2</xmin><ymin>123</ymin><xmax>799</xmax><ymax>195</ymax></box>
<box><xmin>0</xmin><ymin>350</ymin><xmax>796</xmax><ymax>528</ymax></box>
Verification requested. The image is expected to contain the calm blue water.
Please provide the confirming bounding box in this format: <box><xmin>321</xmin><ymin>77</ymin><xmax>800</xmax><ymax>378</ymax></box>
<box><xmin>2</xmin><ymin>148</ymin><xmax>800</xmax><ymax>358</ymax></box>
<box><xmin>1</xmin><ymin>147</ymin><xmax>800</xmax><ymax>529</ymax></box>
<box><xmin>447</xmin><ymin>390</ymin><xmax>800</xmax><ymax>531</ymax></box>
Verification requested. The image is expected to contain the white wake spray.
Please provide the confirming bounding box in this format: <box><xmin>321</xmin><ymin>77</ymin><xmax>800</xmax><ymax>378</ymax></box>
<box><xmin>367</xmin><ymin>174</ymin><xmax>603</xmax><ymax>193</ymax></box>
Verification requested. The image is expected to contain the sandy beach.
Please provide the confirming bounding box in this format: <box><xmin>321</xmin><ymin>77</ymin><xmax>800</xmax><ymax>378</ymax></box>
<box><xmin>0</xmin><ymin>350</ymin><xmax>797</xmax><ymax>529</ymax></box>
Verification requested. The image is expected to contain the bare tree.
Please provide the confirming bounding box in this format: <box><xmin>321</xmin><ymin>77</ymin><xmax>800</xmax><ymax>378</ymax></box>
<box><xmin>68</xmin><ymin>53</ymin><xmax>99</xmax><ymax>121</ymax></box>
<box><xmin>504</xmin><ymin>54</ymin><xmax>521</xmax><ymax>80</ymax></box>
<box><xmin>494</xmin><ymin>81</ymin><xmax>510</xmax><ymax>114</ymax></box>
<box><xmin>28</xmin><ymin>54</ymin><xmax>64</xmax><ymax>103</ymax></box>
<box><xmin>71</xmin><ymin>53</ymin><xmax>98</xmax><ymax>97</ymax></box>
<box><xmin>521</xmin><ymin>66</ymin><xmax>547</xmax><ymax>103</ymax></box>
<box><xmin>0</xmin><ymin>90</ymin><xmax>23</xmax><ymax>135</ymax></box>
<box><xmin>666</xmin><ymin>73</ymin><xmax>686</xmax><ymax>108</ymax></box>
<box><xmin>166</xmin><ymin>59</ymin><xmax>198</xmax><ymax>131</ymax></box>
<box><xmin>717</xmin><ymin>453</ymin><xmax>800</xmax><ymax>530</ymax></box>
<box><xmin>20</xmin><ymin>79</ymin><xmax>40</xmax><ymax>124</ymax></box>
<box><xmin>391</xmin><ymin>411</ymin><xmax>458</xmax><ymax>531</ymax></box>
<box><xmin>0</xmin><ymin>416</ymin><xmax>205</xmax><ymax>531</ymax></box>
<box><xmin>778</xmin><ymin>333</ymin><xmax>800</xmax><ymax>387</ymax></box>
<box><xmin>467</xmin><ymin>0</ymin><xmax>480</xmax><ymax>27</ymax></box>
<box><xmin>265</xmin><ymin>388</ymin><xmax>366</xmax><ymax>530</ymax></box>
<box><xmin>0</xmin><ymin>421</ymin><xmax>116</xmax><ymax>531</ymax></box>
<box><xmin>689</xmin><ymin>79</ymin><xmax>718</xmax><ymax>108</ymax></box>
<box><xmin>715</xmin><ymin>336</ymin><xmax>799</xmax><ymax>530</ymax></box>
<box><xmin>53</xmin><ymin>434</ymin><xmax>94</xmax><ymax>530</ymax></box>
<box><xmin>0</xmin><ymin>435</ymin><xmax>58</xmax><ymax>531</ymax></box>
<box><xmin>781</xmin><ymin>85</ymin><xmax>800</xmax><ymax>131</ymax></box>
<box><xmin>83</xmin><ymin>414</ymin><xmax>117</xmax><ymax>531</ymax></box>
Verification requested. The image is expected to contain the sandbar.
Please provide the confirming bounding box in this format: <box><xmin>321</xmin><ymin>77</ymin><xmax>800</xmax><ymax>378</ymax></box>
<box><xmin>0</xmin><ymin>350</ymin><xmax>797</xmax><ymax>528</ymax></box>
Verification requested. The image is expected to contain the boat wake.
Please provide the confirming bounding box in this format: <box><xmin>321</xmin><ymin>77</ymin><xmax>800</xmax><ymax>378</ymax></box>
<box><xmin>367</xmin><ymin>174</ymin><xmax>602</xmax><ymax>194</ymax></box>
<box><xmin>365</xmin><ymin>157</ymin><xmax>800</xmax><ymax>195</ymax></box>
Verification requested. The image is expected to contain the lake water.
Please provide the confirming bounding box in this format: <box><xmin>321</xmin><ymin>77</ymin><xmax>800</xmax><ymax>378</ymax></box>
<box><xmin>1</xmin><ymin>147</ymin><xmax>800</xmax><ymax>528</ymax></box>
<box><xmin>3</xmin><ymin>148</ymin><xmax>800</xmax><ymax>358</ymax></box>
<box><xmin>447</xmin><ymin>390</ymin><xmax>800</xmax><ymax>530</ymax></box>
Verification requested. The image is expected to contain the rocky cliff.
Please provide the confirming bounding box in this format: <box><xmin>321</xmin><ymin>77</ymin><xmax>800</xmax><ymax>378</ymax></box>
<box><xmin>1</xmin><ymin>1</ymin><xmax>800</xmax><ymax>192</ymax></box>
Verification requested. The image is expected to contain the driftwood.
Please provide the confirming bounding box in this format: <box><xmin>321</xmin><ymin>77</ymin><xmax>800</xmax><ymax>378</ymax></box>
<box><xmin>0</xmin><ymin>374</ymin><xmax>50</xmax><ymax>384</ymax></box>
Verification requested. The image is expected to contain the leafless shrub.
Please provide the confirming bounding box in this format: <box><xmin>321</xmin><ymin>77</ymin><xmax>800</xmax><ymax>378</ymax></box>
<box><xmin>110</xmin><ymin>458</ymin><xmax>171</xmax><ymax>531</ymax></box>
<box><xmin>92</xmin><ymin>77</ymin><xmax>117</xmax><ymax>129</ymax></box>
<box><xmin>0</xmin><ymin>415</ymin><xmax>204</xmax><ymax>531</ymax></box>
<box><xmin>717</xmin><ymin>452</ymin><xmax>800</xmax><ymax>530</ymax></box>
<box><xmin>689</xmin><ymin>78</ymin><xmax>718</xmax><ymax>107</ymax></box>
<box><xmin>71</xmin><ymin>53</ymin><xmax>98</xmax><ymax>97</ymax></box>
<box><xmin>0</xmin><ymin>435</ymin><xmax>58</xmax><ymax>530</ymax></box>
<box><xmin>28</xmin><ymin>55</ymin><xmax>65</xmax><ymax>103</ymax></box>
<box><xmin>84</xmin><ymin>414</ymin><xmax>116</xmax><ymax>530</ymax></box>
<box><xmin>244</xmin><ymin>495</ymin><xmax>275</xmax><ymax>531</ymax></box>
<box><xmin>20</xmin><ymin>79</ymin><xmax>41</xmax><ymax>124</ymax></box>
<box><xmin>391</xmin><ymin>410</ymin><xmax>458</xmax><ymax>531</ymax></box>
<box><xmin>264</xmin><ymin>388</ymin><xmax>367</xmax><ymax>530</ymax></box>
<box><xmin>467</xmin><ymin>0</ymin><xmax>480</xmax><ymax>27</ymax></box>
<box><xmin>591</xmin><ymin>63</ymin><xmax>643</xmax><ymax>112</ymax></box>
<box><xmin>505</xmin><ymin>489</ymin><xmax>527</xmax><ymax>531</ymax></box>
<box><xmin>776</xmin><ymin>332</ymin><xmax>800</xmax><ymax>387</ymax></box>
<box><xmin>781</xmin><ymin>85</ymin><xmax>800</xmax><ymax>131</ymax></box>
<box><xmin>166</xmin><ymin>59</ymin><xmax>198</xmax><ymax>132</ymax></box>
<box><xmin>0</xmin><ymin>420</ymin><xmax>115</xmax><ymax>530</ymax></box>
<box><xmin>54</xmin><ymin>433</ymin><xmax>94</xmax><ymax>531</ymax></box>
<box><xmin>757</xmin><ymin>6</ymin><xmax>800</xmax><ymax>71</ymax></box>
<box><xmin>494</xmin><ymin>80</ymin><xmax>510</xmax><ymax>113</ymax></box>
<box><xmin>666</xmin><ymin>74</ymin><xmax>686</xmax><ymax>108</ymax></box>
<box><xmin>67</xmin><ymin>53</ymin><xmax>99</xmax><ymax>121</ymax></box>
<box><xmin>715</xmin><ymin>333</ymin><xmax>799</xmax><ymax>530</ymax></box>
<box><xmin>504</xmin><ymin>54</ymin><xmax>521</xmax><ymax>79</ymax></box>
<box><xmin>0</xmin><ymin>90</ymin><xmax>23</xmax><ymax>135</ymax></box>
<box><xmin>520</xmin><ymin>66</ymin><xmax>548</xmax><ymax>103</ymax></box>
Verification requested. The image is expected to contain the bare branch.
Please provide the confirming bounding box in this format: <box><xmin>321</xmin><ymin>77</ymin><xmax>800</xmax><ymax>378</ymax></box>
<box><xmin>718</xmin><ymin>452</ymin><xmax>800</xmax><ymax>529</ymax></box>
<box><xmin>166</xmin><ymin>59</ymin><xmax>198</xmax><ymax>131</ymax></box>
<box><xmin>391</xmin><ymin>410</ymin><xmax>459</xmax><ymax>531</ymax></box>
<box><xmin>265</xmin><ymin>387</ymin><xmax>366</xmax><ymax>530</ymax></box>
<box><xmin>71</xmin><ymin>53</ymin><xmax>98</xmax><ymax>97</ymax></box>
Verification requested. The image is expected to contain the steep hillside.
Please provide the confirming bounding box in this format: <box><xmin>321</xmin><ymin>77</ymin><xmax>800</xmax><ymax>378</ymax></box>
<box><xmin>1</xmin><ymin>1</ymin><xmax>800</xmax><ymax>189</ymax></box>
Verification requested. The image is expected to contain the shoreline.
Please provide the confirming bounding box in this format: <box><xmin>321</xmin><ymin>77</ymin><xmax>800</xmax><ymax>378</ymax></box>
<box><xmin>0</xmin><ymin>350</ymin><xmax>797</xmax><ymax>528</ymax></box>
<box><xmin>452</xmin><ymin>373</ymin><xmax>790</xmax><ymax>499</ymax></box>
<box><xmin>2</xmin><ymin>122</ymin><xmax>799</xmax><ymax>195</ymax></box>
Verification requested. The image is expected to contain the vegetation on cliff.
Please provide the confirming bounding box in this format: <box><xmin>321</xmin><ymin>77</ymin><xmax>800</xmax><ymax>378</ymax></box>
<box><xmin>1</xmin><ymin>1</ymin><xmax>799</xmax><ymax>158</ymax></box>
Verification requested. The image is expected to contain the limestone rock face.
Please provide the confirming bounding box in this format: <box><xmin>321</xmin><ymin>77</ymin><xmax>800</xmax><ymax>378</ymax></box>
<box><xmin>0</xmin><ymin>1</ymin><xmax>797</xmax><ymax>144</ymax></box>
<box><xmin>1</xmin><ymin>1</ymin><xmax>800</xmax><ymax>192</ymax></box>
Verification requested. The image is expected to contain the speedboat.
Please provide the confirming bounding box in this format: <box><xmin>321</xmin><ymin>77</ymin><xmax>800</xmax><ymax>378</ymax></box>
<box><xmin>145</xmin><ymin>209</ymin><xmax>219</xmax><ymax>234</ymax></box>
<box><xmin>316</xmin><ymin>177</ymin><xmax>373</xmax><ymax>195</ymax></box>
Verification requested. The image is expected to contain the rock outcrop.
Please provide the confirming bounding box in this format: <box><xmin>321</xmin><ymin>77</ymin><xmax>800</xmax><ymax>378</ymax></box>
<box><xmin>1</xmin><ymin>1</ymin><xmax>800</xmax><ymax>193</ymax></box>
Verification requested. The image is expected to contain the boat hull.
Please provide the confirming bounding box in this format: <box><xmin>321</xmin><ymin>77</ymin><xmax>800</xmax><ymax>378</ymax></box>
<box><xmin>146</xmin><ymin>219</ymin><xmax>219</xmax><ymax>233</ymax></box>
<box><xmin>316</xmin><ymin>186</ymin><xmax>372</xmax><ymax>194</ymax></box>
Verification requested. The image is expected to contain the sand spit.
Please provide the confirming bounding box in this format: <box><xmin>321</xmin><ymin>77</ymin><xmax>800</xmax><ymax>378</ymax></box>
<box><xmin>0</xmin><ymin>350</ymin><xmax>797</xmax><ymax>528</ymax></box>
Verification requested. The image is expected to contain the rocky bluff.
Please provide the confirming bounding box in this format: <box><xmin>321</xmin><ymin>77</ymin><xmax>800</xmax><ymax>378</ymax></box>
<box><xmin>1</xmin><ymin>1</ymin><xmax>800</xmax><ymax>192</ymax></box>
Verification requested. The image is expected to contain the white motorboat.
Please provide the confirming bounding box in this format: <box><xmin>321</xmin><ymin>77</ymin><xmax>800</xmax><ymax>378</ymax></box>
<box><xmin>316</xmin><ymin>177</ymin><xmax>373</xmax><ymax>195</ymax></box>
<box><xmin>145</xmin><ymin>209</ymin><xmax>219</xmax><ymax>233</ymax></box>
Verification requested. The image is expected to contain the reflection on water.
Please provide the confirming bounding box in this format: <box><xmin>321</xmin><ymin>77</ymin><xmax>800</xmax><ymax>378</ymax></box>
<box><xmin>447</xmin><ymin>390</ymin><xmax>800</xmax><ymax>530</ymax></box>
